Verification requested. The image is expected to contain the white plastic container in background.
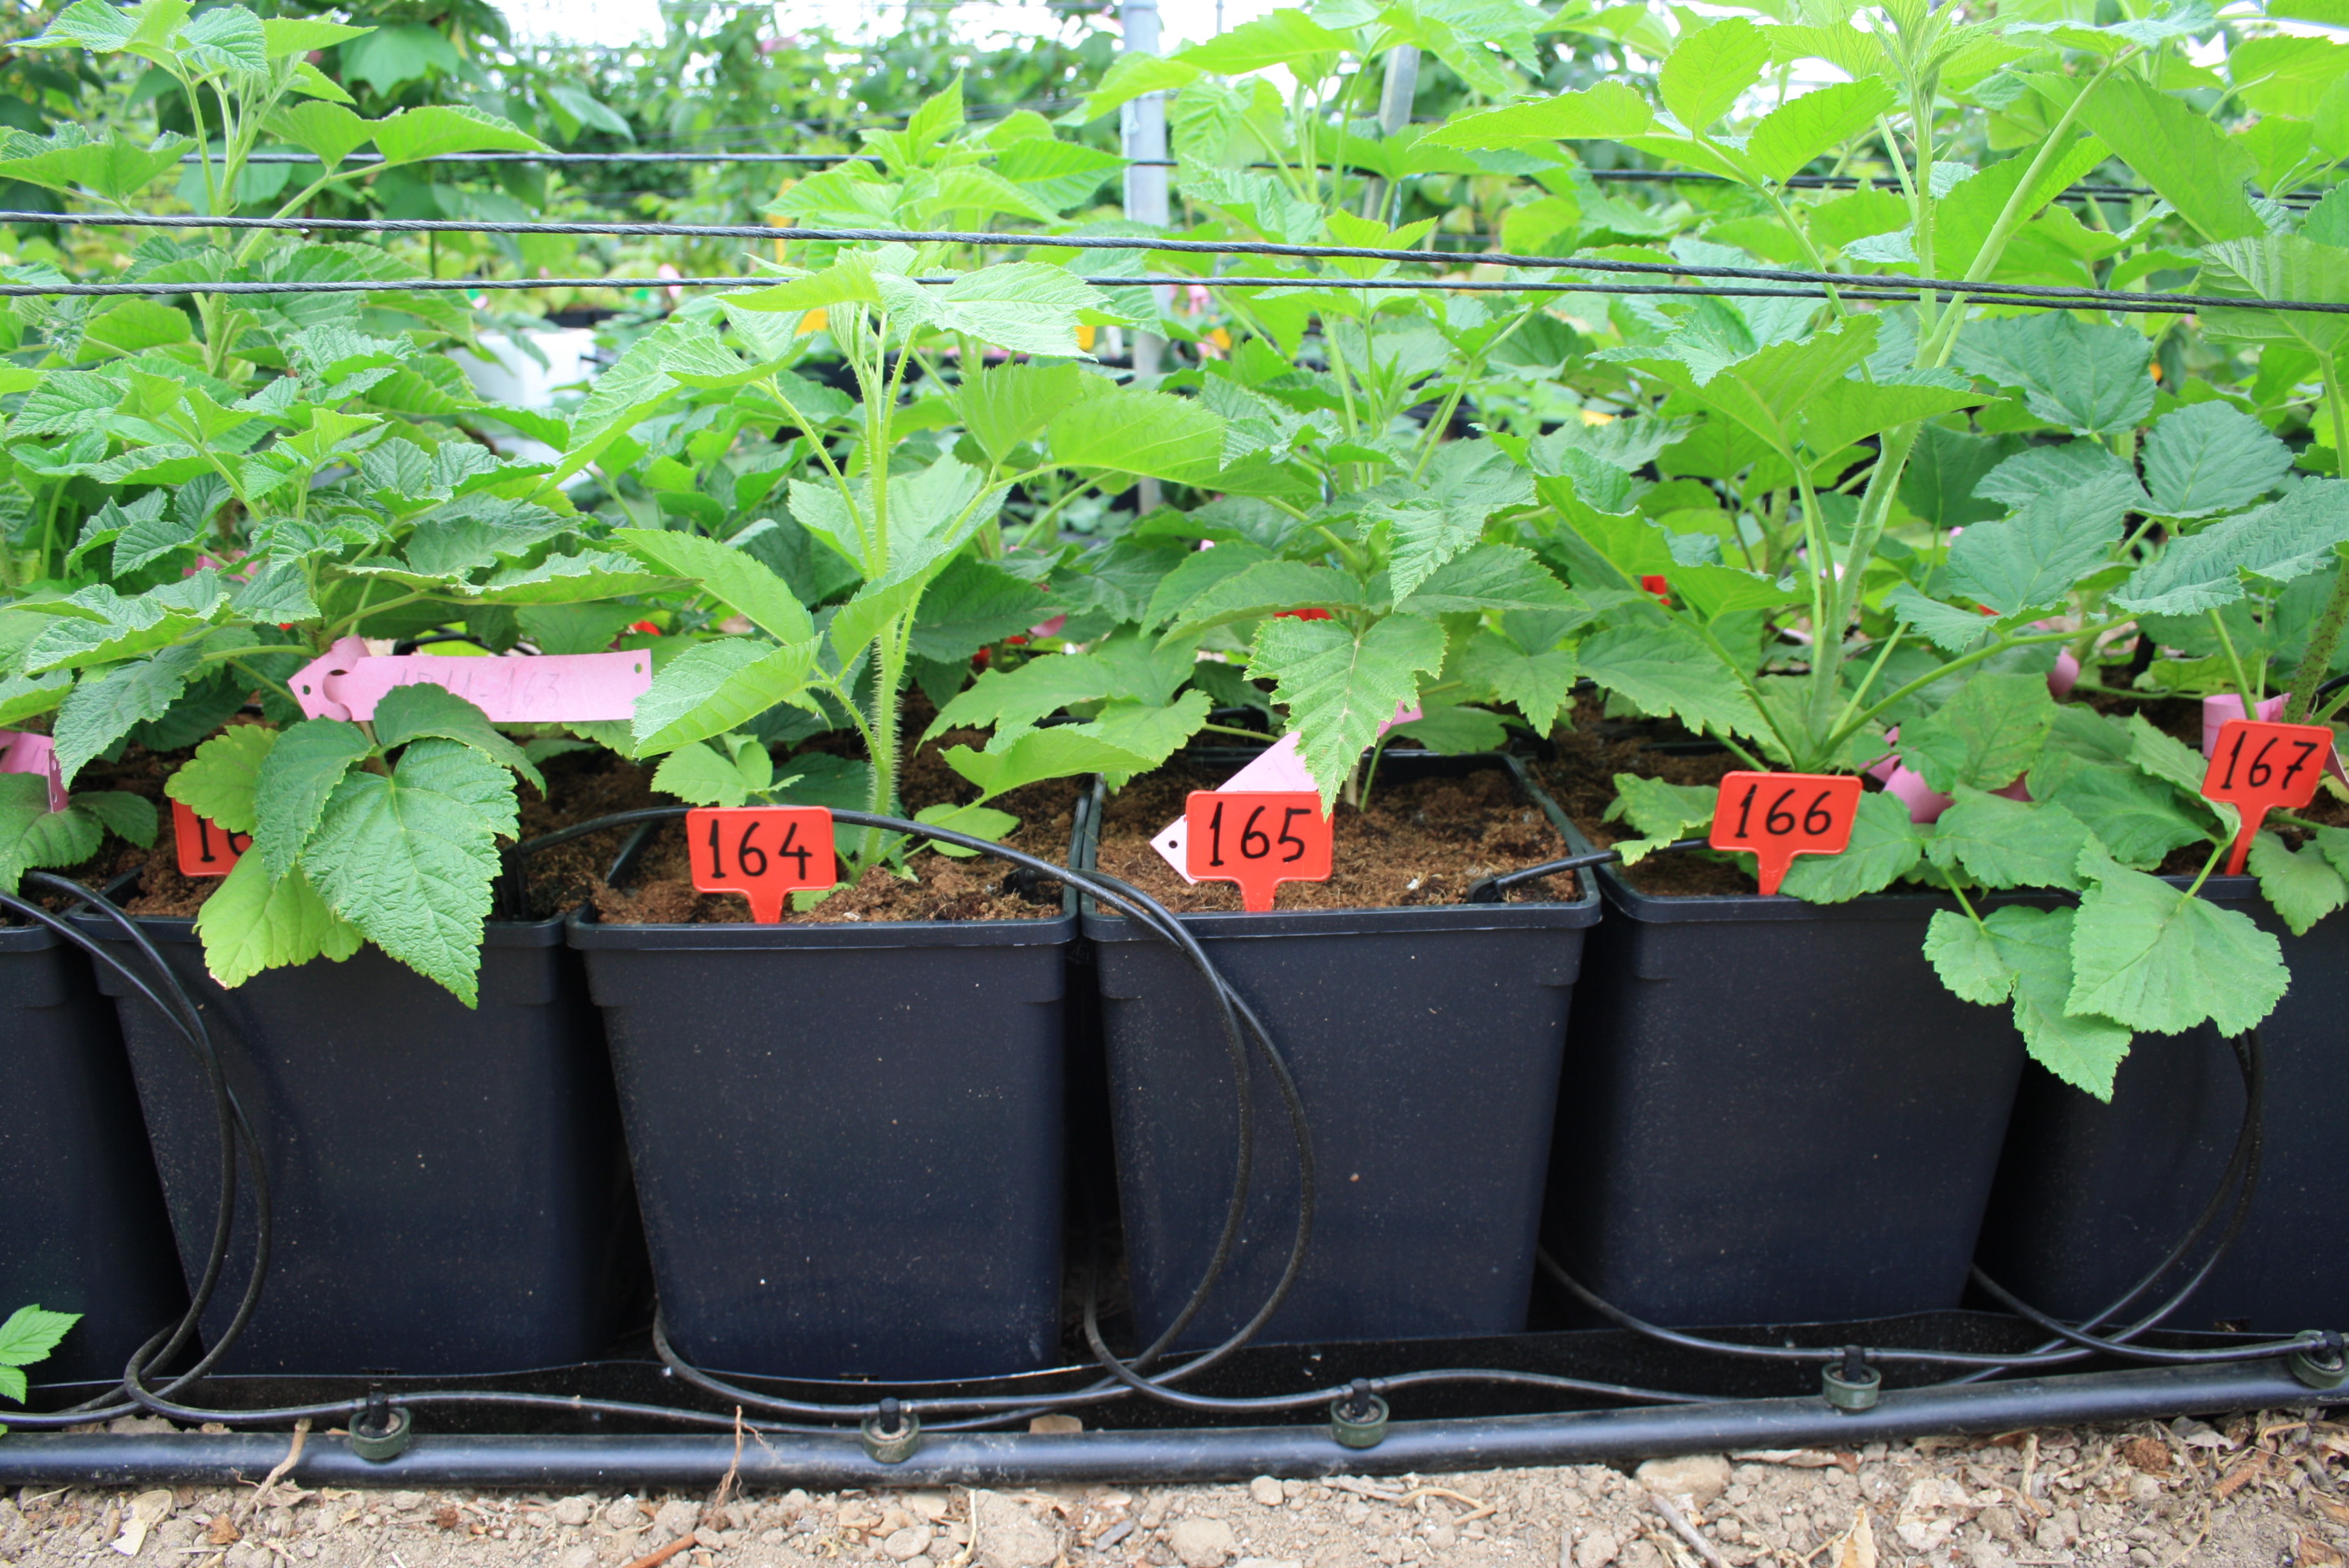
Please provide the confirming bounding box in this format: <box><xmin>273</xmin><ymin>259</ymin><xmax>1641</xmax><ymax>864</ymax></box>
<box><xmin>451</xmin><ymin>327</ymin><xmax>601</xmax><ymax>408</ymax></box>
<box><xmin>450</xmin><ymin>328</ymin><xmax>603</xmax><ymax>469</ymax></box>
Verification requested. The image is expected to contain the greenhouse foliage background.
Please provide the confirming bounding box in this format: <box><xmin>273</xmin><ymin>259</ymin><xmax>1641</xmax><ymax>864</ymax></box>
<box><xmin>3</xmin><ymin>0</ymin><xmax>2348</xmax><ymax>1098</ymax></box>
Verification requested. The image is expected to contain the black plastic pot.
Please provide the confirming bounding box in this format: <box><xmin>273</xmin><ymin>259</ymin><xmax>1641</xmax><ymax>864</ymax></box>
<box><xmin>1973</xmin><ymin>875</ymin><xmax>2347</xmax><ymax>1334</ymax></box>
<box><xmin>83</xmin><ymin>915</ymin><xmax>638</xmax><ymax>1376</ymax></box>
<box><xmin>567</xmin><ymin>833</ymin><xmax>1075</xmax><ymax>1382</ymax></box>
<box><xmin>1544</xmin><ymin>869</ymin><xmax>2027</xmax><ymax>1328</ymax></box>
<box><xmin>0</xmin><ymin>925</ymin><xmax>185</xmax><ymax>1385</ymax></box>
<box><xmin>1078</xmin><ymin>752</ymin><xmax>1602</xmax><ymax>1349</ymax></box>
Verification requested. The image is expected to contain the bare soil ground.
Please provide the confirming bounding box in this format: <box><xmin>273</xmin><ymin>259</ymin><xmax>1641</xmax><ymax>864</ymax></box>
<box><xmin>6</xmin><ymin>1409</ymin><xmax>2346</xmax><ymax>1568</ymax></box>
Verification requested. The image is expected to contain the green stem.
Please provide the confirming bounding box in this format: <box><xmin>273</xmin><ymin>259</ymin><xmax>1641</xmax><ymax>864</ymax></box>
<box><xmin>200</xmin><ymin>644</ymin><xmax>314</xmax><ymax>662</ymax></box>
<box><xmin>1199</xmin><ymin>721</ymin><xmax>1272</xmax><ymax>741</ymax></box>
<box><xmin>1941</xmin><ymin>866</ymin><xmax>1990</xmax><ymax>936</ymax></box>
<box><xmin>227</xmin><ymin>658</ymin><xmax>301</xmax><ymax>708</ymax></box>
<box><xmin>1920</xmin><ymin>51</ymin><xmax>2130</xmax><ymax>369</ymax></box>
<box><xmin>1827</xmin><ymin>622</ymin><xmax>2133</xmax><ymax>754</ymax></box>
<box><xmin>2208</xmin><ymin>606</ymin><xmax>2261</xmax><ymax>716</ymax></box>
<box><xmin>2183</xmin><ymin>835</ymin><xmax>2230</xmax><ymax>898</ymax></box>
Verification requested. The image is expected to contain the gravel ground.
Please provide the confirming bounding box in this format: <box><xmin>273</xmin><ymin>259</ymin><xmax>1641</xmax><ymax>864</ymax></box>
<box><xmin>5</xmin><ymin>1410</ymin><xmax>2345</xmax><ymax>1568</ymax></box>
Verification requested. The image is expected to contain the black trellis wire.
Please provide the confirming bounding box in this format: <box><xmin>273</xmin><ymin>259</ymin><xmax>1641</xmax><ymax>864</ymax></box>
<box><xmin>3</xmin><ymin>211</ymin><xmax>2329</xmax><ymax>316</ymax></box>
<box><xmin>174</xmin><ymin>147</ymin><xmax>2331</xmax><ymax>209</ymax></box>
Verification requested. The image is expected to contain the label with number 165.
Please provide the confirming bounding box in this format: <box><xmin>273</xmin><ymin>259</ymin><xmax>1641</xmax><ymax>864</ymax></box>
<box><xmin>1185</xmin><ymin>790</ymin><xmax>1332</xmax><ymax>912</ymax></box>
<box><xmin>687</xmin><ymin>806</ymin><xmax>836</xmax><ymax>922</ymax></box>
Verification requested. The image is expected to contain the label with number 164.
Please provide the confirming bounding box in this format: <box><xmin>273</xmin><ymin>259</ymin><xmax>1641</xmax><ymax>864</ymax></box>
<box><xmin>686</xmin><ymin>806</ymin><xmax>836</xmax><ymax>922</ymax></box>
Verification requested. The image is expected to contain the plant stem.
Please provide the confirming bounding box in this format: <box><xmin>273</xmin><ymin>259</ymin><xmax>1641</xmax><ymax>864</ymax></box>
<box><xmin>2208</xmin><ymin>606</ymin><xmax>2261</xmax><ymax>716</ymax></box>
<box><xmin>2184</xmin><ymin>835</ymin><xmax>2230</xmax><ymax>898</ymax></box>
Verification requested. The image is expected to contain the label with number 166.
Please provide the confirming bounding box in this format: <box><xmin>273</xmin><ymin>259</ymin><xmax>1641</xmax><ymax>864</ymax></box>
<box><xmin>686</xmin><ymin>806</ymin><xmax>836</xmax><ymax>922</ymax></box>
<box><xmin>1708</xmin><ymin>771</ymin><xmax>1863</xmax><ymax>897</ymax></box>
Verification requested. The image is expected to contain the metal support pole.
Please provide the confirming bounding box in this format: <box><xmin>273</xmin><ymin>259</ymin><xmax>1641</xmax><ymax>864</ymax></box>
<box><xmin>1121</xmin><ymin>0</ymin><xmax>1172</xmax><ymax>512</ymax></box>
<box><xmin>1361</xmin><ymin>45</ymin><xmax>1421</xmax><ymax>224</ymax></box>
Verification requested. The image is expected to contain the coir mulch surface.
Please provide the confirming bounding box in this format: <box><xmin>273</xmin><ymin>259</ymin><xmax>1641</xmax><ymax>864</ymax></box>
<box><xmin>1090</xmin><ymin>757</ymin><xmax>1572</xmax><ymax>914</ymax></box>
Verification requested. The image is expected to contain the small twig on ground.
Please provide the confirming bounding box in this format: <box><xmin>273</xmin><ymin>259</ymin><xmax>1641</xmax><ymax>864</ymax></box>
<box><xmin>617</xmin><ymin>1535</ymin><xmax>696</xmax><ymax>1568</ymax></box>
<box><xmin>1648</xmin><ymin>1491</ymin><xmax>1731</xmax><ymax>1568</ymax></box>
<box><xmin>236</xmin><ymin>1420</ymin><xmax>309</xmax><ymax>1523</ymax></box>
<box><xmin>709</xmin><ymin>1407</ymin><xmax>744</xmax><ymax>1516</ymax></box>
<box><xmin>1397</xmin><ymin>1485</ymin><xmax>1496</xmax><ymax>1520</ymax></box>
<box><xmin>1328</xmin><ymin>1477</ymin><xmax>1409</xmax><ymax>1504</ymax></box>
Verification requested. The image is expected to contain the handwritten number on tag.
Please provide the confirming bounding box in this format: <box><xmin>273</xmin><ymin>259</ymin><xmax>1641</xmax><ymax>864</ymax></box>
<box><xmin>1708</xmin><ymin>771</ymin><xmax>1862</xmax><ymax>896</ymax></box>
<box><xmin>2201</xmin><ymin>718</ymin><xmax>2336</xmax><ymax>875</ymax></box>
<box><xmin>686</xmin><ymin>806</ymin><xmax>836</xmax><ymax>922</ymax></box>
<box><xmin>172</xmin><ymin>798</ymin><xmax>250</xmax><ymax>877</ymax></box>
<box><xmin>1185</xmin><ymin>790</ymin><xmax>1332</xmax><ymax>911</ymax></box>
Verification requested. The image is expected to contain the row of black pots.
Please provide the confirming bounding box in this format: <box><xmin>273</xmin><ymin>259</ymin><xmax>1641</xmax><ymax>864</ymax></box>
<box><xmin>3</xmin><ymin>749</ymin><xmax>2341</xmax><ymax>1392</ymax></box>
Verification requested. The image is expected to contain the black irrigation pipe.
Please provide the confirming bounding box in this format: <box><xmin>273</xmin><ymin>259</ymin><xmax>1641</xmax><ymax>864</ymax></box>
<box><xmin>4</xmin><ymin>212</ymin><xmax>2315</xmax><ymax>316</ymax></box>
<box><xmin>0</xmin><ymin>1360</ymin><xmax>2324</xmax><ymax>1488</ymax></box>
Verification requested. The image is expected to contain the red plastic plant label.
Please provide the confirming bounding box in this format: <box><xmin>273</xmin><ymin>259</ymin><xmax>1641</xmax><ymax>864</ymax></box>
<box><xmin>686</xmin><ymin>806</ymin><xmax>836</xmax><ymax>922</ymax></box>
<box><xmin>172</xmin><ymin>798</ymin><xmax>250</xmax><ymax>877</ymax></box>
<box><xmin>1708</xmin><ymin>771</ymin><xmax>1864</xmax><ymax>896</ymax></box>
<box><xmin>2202</xmin><ymin>718</ymin><xmax>2335</xmax><ymax>875</ymax></box>
<box><xmin>1184</xmin><ymin>790</ymin><xmax>1332</xmax><ymax>912</ymax></box>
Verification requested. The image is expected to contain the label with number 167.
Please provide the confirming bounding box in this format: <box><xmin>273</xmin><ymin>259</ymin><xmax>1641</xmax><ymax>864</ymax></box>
<box><xmin>2202</xmin><ymin>718</ymin><xmax>2336</xmax><ymax>876</ymax></box>
<box><xmin>686</xmin><ymin>806</ymin><xmax>836</xmax><ymax>922</ymax></box>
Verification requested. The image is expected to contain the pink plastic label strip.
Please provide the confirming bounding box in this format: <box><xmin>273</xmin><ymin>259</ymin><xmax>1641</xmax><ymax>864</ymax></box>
<box><xmin>0</xmin><ymin>731</ymin><xmax>68</xmax><ymax>813</ymax></box>
<box><xmin>289</xmin><ymin>636</ymin><xmax>652</xmax><ymax>723</ymax></box>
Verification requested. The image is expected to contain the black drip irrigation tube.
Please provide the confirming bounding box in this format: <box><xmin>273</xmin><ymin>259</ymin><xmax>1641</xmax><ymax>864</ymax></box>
<box><xmin>2</xmin><ymin>823</ymin><xmax>2341</xmax><ymax>1485</ymax></box>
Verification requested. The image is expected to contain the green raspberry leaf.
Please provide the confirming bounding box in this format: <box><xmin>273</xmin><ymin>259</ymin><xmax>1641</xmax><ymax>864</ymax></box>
<box><xmin>193</xmin><ymin>852</ymin><xmax>364</xmax><ymax>990</ymax></box>
<box><xmin>2032</xmin><ymin>751</ymin><xmax>2212</xmax><ymax>868</ymax></box>
<box><xmin>394</xmin><ymin>739</ymin><xmax>521</xmax><ymax>842</ymax></box>
<box><xmin>1898</xmin><ymin>674</ymin><xmax>2056</xmax><ymax>794</ymax></box>
<box><xmin>253</xmin><ymin>719</ymin><xmax>373</xmax><ymax>879</ymax></box>
<box><xmin>1924</xmin><ymin>789</ymin><xmax>2091</xmax><ymax>890</ymax></box>
<box><xmin>1778</xmin><ymin>792</ymin><xmax>1925</xmax><ymax>902</ymax></box>
<box><xmin>651</xmin><ymin>738</ymin><xmax>759</xmax><ymax>808</ymax></box>
<box><xmin>76</xmin><ymin>792</ymin><xmax>155</xmax><ymax>848</ymax></box>
<box><xmin>0</xmin><ymin>1304</ymin><xmax>78</xmax><ymax>1369</ymax></box>
<box><xmin>2247</xmin><ymin>829</ymin><xmax>2348</xmax><ymax>936</ymax></box>
<box><xmin>2123</xmin><ymin>714</ymin><xmax>2235</xmax><ymax>835</ymax></box>
<box><xmin>1576</xmin><ymin>622</ymin><xmax>1768</xmax><ymax>744</ymax></box>
<box><xmin>630</xmin><ymin>639</ymin><xmax>817</xmax><ymax>758</ymax></box>
<box><xmin>165</xmin><ymin>724</ymin><xmax>279</xmax><ymax>835</ymax></box>
<box><xmin>2068</xmin><ymin>846</ymin><xmax>2287</xmax><ymax>1037</ymax></box>
<box><xmin>52</xmin><ymin>646</ymin><xmax>199</xmax><ymax>785</ymax></box>
<box><xmin>1952</xmin><ymin>312</ymin><xmax>2153</xmax><ymax>436</ymax></box>
<box><xmin>371</xmin><ymin>684</ymin><xmax>544</xmax><ymax>793</ymax></box>
<box><xmin>1924</xmin><ymin>907</ymin><xmax>2015</xmax><ymax>1005</ymax></box>
<box><xmin>303</xmin><ymin>749</ymin><xmax>506</xmax><ymax>1006</ymax></box>
<box><xmin>1248</xmin><ymin>615</ymin><xmax>1446</xmax><ymax>813</ymax></box>
<box><xmin>0</xmin><ymin>774</ymin><xmax>99</xmax><ymax>892</ymax></box>
<box><xmin>610</xmin><ymin>526</ymin><xmax>815</xmax><ymax>646</ymax></box>
<box><xmin>1603</xmin><ymin>773</ymin><xmax>1719</xmax><ymax>842</ymax></box>
<box><xmin>1988</xmin><ymin>905</ymin><xmax>2132</xmax><ymax>1100</ymax></box>
<box><xmin>2139</xmin><ymin>401</ymin><xmax>2292</xmax><ymax>519</ymax></box>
